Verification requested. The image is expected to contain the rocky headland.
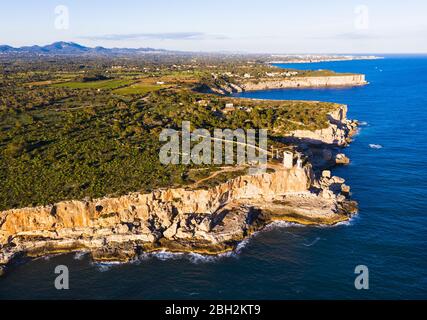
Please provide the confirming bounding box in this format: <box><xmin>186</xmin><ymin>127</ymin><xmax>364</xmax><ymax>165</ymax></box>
<box><xmin>268</xmin><ymin>55</ymin><xmax>381</xmax><ymax>64</ymax></box>
<box><xmin>0</xmin><ymin>104</ymin><xmax>359</xmax><ymax>276</ymax></box>
<box><xmin>240</xmin><ymin>75</ymin><xmax>367</xmax><ymax>91</ymax></box>
<box><xmin>203</xmin><ymin>74</ymin><xmax>367</xmax><ymax>95</ymax></box>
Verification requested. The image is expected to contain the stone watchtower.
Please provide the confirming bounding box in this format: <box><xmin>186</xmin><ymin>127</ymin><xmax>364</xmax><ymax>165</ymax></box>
<box><xmin>282</xmin><ymin>151</ymin><xmax>294</xmax><ymax>169</ymax></box>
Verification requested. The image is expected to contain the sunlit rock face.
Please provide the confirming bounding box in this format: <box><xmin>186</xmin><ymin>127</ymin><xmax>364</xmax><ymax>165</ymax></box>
<box><xmin>0</xmin><ymin>104</ymin><xmax>358</xmax><ymax>272</ymax></box>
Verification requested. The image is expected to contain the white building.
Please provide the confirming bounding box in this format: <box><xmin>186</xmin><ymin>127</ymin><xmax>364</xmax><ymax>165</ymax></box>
<box><xmin>282</xmin><ymin>151</ymin><xmax>293</xmax><ymax>169</ymax></box>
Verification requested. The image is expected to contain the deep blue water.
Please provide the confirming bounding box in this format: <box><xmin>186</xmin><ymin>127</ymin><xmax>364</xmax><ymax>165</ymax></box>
<box><xmin>1</xmin><ymin>56</ymin><xmax>426</xmax><ymax>299</ymax></box>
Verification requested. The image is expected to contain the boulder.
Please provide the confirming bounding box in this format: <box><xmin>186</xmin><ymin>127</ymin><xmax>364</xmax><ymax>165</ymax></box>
<box><xmin>163</xmin><ymin>221</ymin><xmax>179</xmax><ymax>239</ymax></box>
<box><xmin>335</xmin><ymin>153</ymin><xmax>350</xmax><ymax>165</ymax></box>
<box><xmin>331</xmin><ymin>176</ymin><xmax>345</xmax><ymax>184</ymax></box>
<box><xmin>322</xmin><ymin>170</ymin><xmax>331</xmax><ymax>178</ymax></box>
<box><xmin>341</xmin><ymin>184</ymin><xmax>351</xmax><ymax>195</ymax></box>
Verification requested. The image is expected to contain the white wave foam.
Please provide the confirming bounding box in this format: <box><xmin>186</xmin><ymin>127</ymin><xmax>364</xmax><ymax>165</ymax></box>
<box><xmin>337</xmin><ymin>214</ymin><xmax>360</xmax><ymax>226</ymax></box>
<box><xmin>93</xmin><ymin>261</ymin><xmax>123</xmax><ymax>272</ymax></box>
<box><xmin>235</xmin><ymin>237</ymin><xmax>251</xmax><ymax>254</ymax></box>
<box><xmin>264</xmin><ymin>220</ymin><xmax>303</xmax><ymax>231</ymax></box>
<box><xmin>334</xmin><ymin>219</ymin><xmax>354</xmax><ymax>226</ymax></box>
<box><xmin>188</xmin><ymin>253</ymin><xmax>218</xmax><ymax>264</ymax></box>
<box><xmin>38</xmin><ymin>253</ymin><xmax>62</xmax><ymax>261</ymax></box>
<box><xmin>91</xmin><ymin>215</ymin><xmax>359</xmax><ymax>273</ymax></box>
<box><xmin>95</xmin><ymin>264</ymin><xmax>113</xmax><ymax>272</ymax></box>
<box><xmin>137</xmin><ymin>249</ymin><xmax>237</xmax><ymax>264</ymax></box>
<box><xmin>73</xmin><ymin>251</ymin><xmax>88</xmax><ymax>260</ymax></box>
<box><xmin>358</xmin><ymin>121</ymin><xmax>368</xmax><ymax>126</ymax></box>
<box><xmin>369</xmin><ymin>144</ymin><xmax>383</xmax><ymax>149</ymax></box>
<box><xmin>314</xmin><ymin>214</ymin><xmax>360</xmax><ymax>228</ymax></box>
<box><xmin>152</xmin><ymin>251</ymin><xmax>184</xmax><ymax>261</ymax></box>
<box><xmin>303</xmin><ymin>237</ymin><xmax>321</xmax><ymax>247</ymax></box>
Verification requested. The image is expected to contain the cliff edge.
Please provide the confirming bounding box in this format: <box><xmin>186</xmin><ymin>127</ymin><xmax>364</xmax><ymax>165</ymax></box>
<box><xmin>0</xmin><ymin>105</ymin><xmax>359</xmax><ymax>275</ymax></box>
<box><xmin>202</xmin><ymin>74</ymin><xmax>367</xmax><ymax>95</ymax></box>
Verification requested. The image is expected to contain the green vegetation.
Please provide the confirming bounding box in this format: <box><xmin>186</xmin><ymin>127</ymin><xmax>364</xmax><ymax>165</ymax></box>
<box><xmin>296</xmin><ymin>69</ymin><xmax>353</xmax><ymax>77</ymax></box>
<box><xmin>52</xmin><ymin>78</ymin><xmax>134</xmax><ymax>90</ymax></box>
<box><xmin>113</xmin><ymin>83</ymin><xmax>165</xmax><ymax>96</ymax></box>
<box><xmin>0</xmin><ymin>56</ymin><xmax>340</xmax><ymax>210</ymax></box>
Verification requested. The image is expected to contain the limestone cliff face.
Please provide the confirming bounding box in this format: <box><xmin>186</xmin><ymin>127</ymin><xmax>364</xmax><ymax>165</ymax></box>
<box><xmin>0</xmin><ymin>103</ymin><xmax>359</xmax><ymax>273</ymax></box>
<box><xmin>0</xmin><ymin>165</ymin><xmax>316</xmax><ymax>267</ymax></box>
<box><xmin>283</xmin><ymin>105</ymin><xmax>358</xmax><ymax>146</ymax></box>
<box><xmin>0</xmin><ymin>166</ymin><xmax>311</xmax><ymax>242</ymax></box>
<box><xmin>240</xmin><ymin>75</ymin><xmax>367</xmax><ymax>91</ymax></box>
<box><xmin>204</xmin><ymin>75</ymin><xmax>367</xmax><ymax>95</ymax></box>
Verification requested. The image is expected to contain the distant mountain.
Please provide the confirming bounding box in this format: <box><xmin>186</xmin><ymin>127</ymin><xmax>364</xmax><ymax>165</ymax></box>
<box><xmin>0</xmin><ymin>41</ymin><xmax>168</xmax><ymax>55</ymax></box>
<box><xmin>0</xmin><ymin>45</ymin><xmax>16</xmax><ymax>53</ymax></box>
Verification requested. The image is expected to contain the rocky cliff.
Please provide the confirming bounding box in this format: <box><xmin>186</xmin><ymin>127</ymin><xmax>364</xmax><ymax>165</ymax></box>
<box><xmin>284</xmin><ymin>104</ymin><xmax>359</xmax><ymax>146</ymax></box>
<box><xmin>0</xmin><ymin>162</ymin><xmax>356</xmax><ymax>274</ymax></box>
<box><xmin>0</xmin><ymin>104</ymin><xmax>359</xmax><ymax>275</ymax></box>
<box><xmin>242</xmin><ymin>75</ymin><xmax>366</xmax><ymax>91</ymax></box>
<box><xmin>204</xmin><ymin>75</ymin><xmax>367</xmax><ymax>95</ymax></box>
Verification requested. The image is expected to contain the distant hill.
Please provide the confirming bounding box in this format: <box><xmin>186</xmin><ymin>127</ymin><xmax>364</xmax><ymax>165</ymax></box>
<box><xmin>0</xmin><ymin>41</ymin><xmax>168</xmax><ymax>55</ymax></box>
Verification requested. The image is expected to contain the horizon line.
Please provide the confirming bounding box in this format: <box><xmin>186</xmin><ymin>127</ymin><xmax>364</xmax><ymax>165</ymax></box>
<box><xmin>2</xmin><ymin>41</ymin><xmax>427</xmax><ymax>56</ymax></box>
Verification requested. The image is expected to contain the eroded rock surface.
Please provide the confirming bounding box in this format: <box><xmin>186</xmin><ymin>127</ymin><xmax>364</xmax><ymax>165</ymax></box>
<box><xmin>0</xmin><ymin>104</ymin><xmax>359</xmax><ymax>274</ymax></box>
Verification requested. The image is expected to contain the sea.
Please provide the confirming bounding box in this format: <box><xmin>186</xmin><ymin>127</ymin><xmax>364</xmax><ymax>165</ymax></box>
<box><xmin>1</xmin><ymin>55</ymin><xmax>426</xmax><ymax>299</ymax></box>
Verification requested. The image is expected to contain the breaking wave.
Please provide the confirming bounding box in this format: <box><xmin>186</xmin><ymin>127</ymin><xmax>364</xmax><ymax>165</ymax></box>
<box><xmin>73</xmin><ymin>251</ymin><xmax>89</xmax><ymax>260</ymax></box>
<box><xmin>264</xmin><ymin>220</ymin><xmax>304</xmax><ymax>231</ymax></box>
<box><xmin>93</xmin><ymin>261</ymin><xmax>123</xmax><ymax>272</ymax></box>
<box><xmin>90</xmin><ymin>215</ymin><xmax>358</xmax><ymax>272</ymax></box>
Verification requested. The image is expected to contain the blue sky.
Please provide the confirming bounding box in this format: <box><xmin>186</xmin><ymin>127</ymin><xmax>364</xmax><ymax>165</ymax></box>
<box><xmin>1</xmin><ymin>0</ymin><xmax>426</xmax><ymax>53</ymax></box>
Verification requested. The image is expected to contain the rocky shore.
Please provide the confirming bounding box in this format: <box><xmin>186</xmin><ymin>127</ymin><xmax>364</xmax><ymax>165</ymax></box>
<box><xmin>240</xmin><ymin>75</ymin><xmax>367</xmax><ymax>91</ymax></box>
<box><xmin>204</xmin><ymin>74</ymin><xmax>367</xmax><ymax>95</ymax></box>
<box><xmin>0</xmin><ymin>105</ymin><xmax>358</xmax><ymax>276</ymax></box>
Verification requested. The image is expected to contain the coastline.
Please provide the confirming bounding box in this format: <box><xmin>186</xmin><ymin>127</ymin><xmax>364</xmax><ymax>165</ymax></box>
<box><xmin>202</xmin><ymin>74</ymin><xmax>368</xmax><ymax>95</ymax></box>
<box><xmin>0</xmin><ymin>104</ymin><xmax>358</xmax><ymax>276</ymax></box>
<box><xmin>268</xmin><ymin>55</ymin><xmax>383</xmax><ymax>64</ymax></box>
<box><xmin>240</xmin><ymin>75</ymin><xmax>367</xmax><ymax>91</ymax></box>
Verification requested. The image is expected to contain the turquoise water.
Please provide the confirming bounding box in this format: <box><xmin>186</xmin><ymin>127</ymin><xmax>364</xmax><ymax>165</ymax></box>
<box><xmin>1</xmin><ymin>56</ymin><xmax>426</xmax><ymax>299</ymax></box>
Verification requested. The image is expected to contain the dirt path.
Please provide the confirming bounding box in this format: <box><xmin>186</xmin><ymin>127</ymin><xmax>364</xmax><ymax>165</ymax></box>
<box><xmin>191</xmin><ymin>165</ymin><xmax>247</xmax><ymax>188</ymax></box>
<box><xmin>190</xmin><ymin>161</ymin><xmax>286</xmax><ymax>188</ymax></box>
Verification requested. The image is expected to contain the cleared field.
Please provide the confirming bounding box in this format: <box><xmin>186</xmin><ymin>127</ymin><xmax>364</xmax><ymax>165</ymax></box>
<box><xmin>113</xmin><ymin>78</ymin><xmax>172</xmax><ymax>95</ymax></box>
<box><xmin>52</xmin><ymin>79</ymin><xmax>134</xmax><ymax>89</ymax></box>
<box><xmin>113</xmin><ymin>83</ymin><xmax>165</xmax><ymax>95</ymax></box>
